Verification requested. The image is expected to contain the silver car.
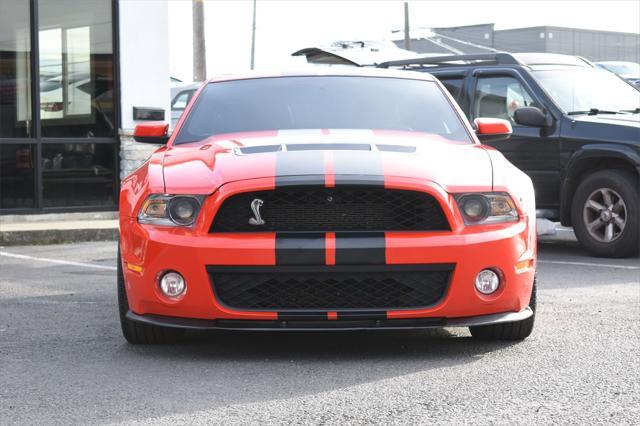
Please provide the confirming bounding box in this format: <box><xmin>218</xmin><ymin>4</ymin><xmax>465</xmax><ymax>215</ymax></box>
<box><xmin>170</xmin><ymin>82</ymin><xmax>201</xmax><ymax>128</ymax></box>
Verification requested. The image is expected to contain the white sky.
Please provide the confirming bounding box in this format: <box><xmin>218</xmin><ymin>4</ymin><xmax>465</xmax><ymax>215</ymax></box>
<box><xmin>168</xmin><ymin>0</ymin><xmax>640</xmax><ymax>81</ymax></box>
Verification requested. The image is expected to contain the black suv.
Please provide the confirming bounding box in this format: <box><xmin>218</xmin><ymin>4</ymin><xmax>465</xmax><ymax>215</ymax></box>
<box><xmin>373</xmin><ymin>52</ymin><xmax>640</xmax><ymax>258</ymax></box>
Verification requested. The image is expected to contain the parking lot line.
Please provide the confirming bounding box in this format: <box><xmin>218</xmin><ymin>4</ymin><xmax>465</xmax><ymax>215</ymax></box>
<box><xmin>0</xmin><ymin>251</ymin><xmax>117</xmax><ymax>271</ymax></box>
<box><xmin>538</xmin><ymin>259</ymin><xmax>640</xmax><ymax>270</ymax></box>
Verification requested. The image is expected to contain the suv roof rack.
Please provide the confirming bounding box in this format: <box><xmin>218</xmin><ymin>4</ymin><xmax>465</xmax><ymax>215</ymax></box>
<box><xmin>377</xmin><ymin>52</ymin><xmax>520</xmax><ymax>69</ymax></box>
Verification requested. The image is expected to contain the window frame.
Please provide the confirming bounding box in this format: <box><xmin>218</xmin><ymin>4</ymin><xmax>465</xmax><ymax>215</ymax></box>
<box><xmin>0</xmin><ymin>0</ymin><xmax>120</xmax><ymax>215</ymax></box>
<box><xmin>435</xmin><ymin>74</ymin><xmax>466</xmax><ymax>102</ymax></box>
<box><xmin>469</xmin><ymin>68</ymin><xmax>550</xmax><ymax>123</ymax></box>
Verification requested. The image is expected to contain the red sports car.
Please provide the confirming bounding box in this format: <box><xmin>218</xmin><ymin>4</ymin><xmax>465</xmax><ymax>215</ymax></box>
<box><xmin>118</xmin><ymin>68</ymin><xmax>537</xmax><ymax>344</ymax></box>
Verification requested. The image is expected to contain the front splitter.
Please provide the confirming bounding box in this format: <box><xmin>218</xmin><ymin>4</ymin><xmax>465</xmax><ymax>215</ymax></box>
<box><xmin>126</xmin><ymin>307</ymin><xmax>533</xmax><ymax>331</ymax></box>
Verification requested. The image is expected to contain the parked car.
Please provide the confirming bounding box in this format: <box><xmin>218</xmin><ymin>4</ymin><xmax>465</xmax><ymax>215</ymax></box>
<box><xmin>291</xmin><ymin>40</ymin><xmax>419</xmax><ymax>67</ymax></box>
<box><xmin>377</xmin><ymin>52</ymin><xmax>640</xmax><ymax>257</ymax></box>
<box><xmin>119</xmin><ymin>68</ymin><xmax>537</xmax><ymax>344</ymax></box>
<box><xmin>595</xmin><ymin>61</ymin><xmax>640</xmax><ymax>88</ymax></box>
<box><xmin>170</xmin><ymin>82</ymin><xmax>200</xmax><ymax>128</ymax></box>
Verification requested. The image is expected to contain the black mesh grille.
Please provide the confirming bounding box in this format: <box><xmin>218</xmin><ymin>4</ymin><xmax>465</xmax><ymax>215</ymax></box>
<box><xmin>210</xmin><ymin>186</ymin><xmax>450</xmax><ymax>232</ymax></box>
<box><xmin>209</xmin><ymin>267</ymin><xmax>452</xmax><ymax>310</ymax></box>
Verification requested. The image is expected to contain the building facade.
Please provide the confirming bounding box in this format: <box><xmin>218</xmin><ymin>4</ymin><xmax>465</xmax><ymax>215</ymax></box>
<box><xmin>395</xmin><ymin>24</ymin><xmax>640</xmax><ymax>63</ymax></box>
<box><xmin>0</xmin><ymin>0</ymin><xmax>169</xmax><ymax>214</ymax></box>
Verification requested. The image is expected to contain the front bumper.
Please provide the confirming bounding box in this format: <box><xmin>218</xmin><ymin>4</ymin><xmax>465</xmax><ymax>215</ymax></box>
<box><xmin>126</xmin><ymin>307</ymin><xmax>534</xmax><ymax>331</ymax></box>
<box><xmin>120</xmin><ymin>177</ymin><xmax>536</xmax><ymax>324</ymax></box>
<box><xmin>120</xmin><ymin>218</ymin><xmax>536</xmax><ymax>323</ymax></box>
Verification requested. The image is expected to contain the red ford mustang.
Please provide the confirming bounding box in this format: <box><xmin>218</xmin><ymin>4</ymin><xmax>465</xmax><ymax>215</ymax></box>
<box><xmin>118</xmin><ymin>68</ymin><xmax>537</xmax><ymax>344</ymax></box>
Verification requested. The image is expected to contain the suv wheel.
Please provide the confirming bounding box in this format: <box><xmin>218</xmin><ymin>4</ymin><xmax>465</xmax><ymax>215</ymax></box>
<box><xmin>572</xmin><ymin>170</ymin><xmax>639</xmax><ymax>258</ymax></box>
<box><xmin>117</xmin><ymin>246</ymin><xmax>185</xmax><ymax>344</ymax></box>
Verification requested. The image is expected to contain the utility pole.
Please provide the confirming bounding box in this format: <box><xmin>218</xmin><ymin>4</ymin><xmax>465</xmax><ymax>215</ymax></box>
<box><xmin>403</xmin><ymin>2</ymin><xmax>411</xmax><ymax>51</ymax></box>
<box><xmin>250</xmin><ymin>0</ymin><xmax>257</xmax><ymax>70</ymax></box>
<box><xmin>193</xmin><ymin>0</ymin><xmax>207</xmax><ymax>81</ymax></box>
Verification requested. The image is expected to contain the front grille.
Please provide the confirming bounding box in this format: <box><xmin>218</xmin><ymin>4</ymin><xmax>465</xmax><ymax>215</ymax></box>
<box><xmin>208</xmin><ymin>266</ymin><xmax>452</xmax><ymax>310</ymax></box>
<box><xmin>210</xmin><ymin>186</ymin><xmax>450</xmax><ymax>232</ymax></box>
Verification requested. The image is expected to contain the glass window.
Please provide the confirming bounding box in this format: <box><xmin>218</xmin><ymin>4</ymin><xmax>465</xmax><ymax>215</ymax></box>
<box><xmin>438</xmin><ymin>77</ymin><xmax>464</xmax><ymax>100</ymax></box>
<box><xmin>596</xmin><ymin>62</ymin><xmax>640</xmax><ymax>78</ymax></box>
<box><xmin>172</xmin><ymin>90</ymin><xmax>193</xmax><ymax>111</ymax></box>
<box><xmin>38</xmin><ymin>0</ymin><xmax>115</xmax><ymax>137</ymax></box>
<box><xmin>176</xmin><ymin>76</ymin><xmax>472</xmax><ymax>144</ymax></box>
<box><xmin>42</xmin><ymin>143</ymin><xmax>115</xmax><ymax>207</ymax></box>
<box><xmin>0</xmin><ymin>0</ymin><xmax>32</xmax><ymax>137</ymax></box>
<box><xmin>532</xmin><ymin>68</ymin><xmax>640</xmax><ymax>114</ymax></box>
<box><xmin>474</xmin><ymin>76</ymin><xmax>538</xmax><ymax>122</ymax></box>
<box><xmin>0</xmin><ymin>144</ymin><xmax>36</xmax><ymax>209</ymax></box>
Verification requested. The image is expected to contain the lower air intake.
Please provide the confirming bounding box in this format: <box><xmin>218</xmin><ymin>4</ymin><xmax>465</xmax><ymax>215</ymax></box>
<box><xmin>208</xmin><ymin>266</ymin><xmax>453</xmax><ymax>310</ymax></box>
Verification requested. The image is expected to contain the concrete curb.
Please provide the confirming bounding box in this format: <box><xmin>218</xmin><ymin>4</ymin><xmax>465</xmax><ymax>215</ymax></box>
<box><xmin>0</xmin><ymin>228</ymin><xmax>119</xmax><ymax>246</ymax></box>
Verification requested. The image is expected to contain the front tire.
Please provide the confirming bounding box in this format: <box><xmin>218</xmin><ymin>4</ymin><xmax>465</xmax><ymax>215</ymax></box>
<box><xmin>469</xmin><ymin>277</ymin><xmax>536</xmax><ymax>341</ymax></box>
<box><xmin>117</xmin><ymin>246</ymin><xmax>184</xmax><ymax>344</ymax></box>
<box><xmin>571</xmin><ymin>169</ymin><xmax>639</xmax><ymax>258</ymax></box>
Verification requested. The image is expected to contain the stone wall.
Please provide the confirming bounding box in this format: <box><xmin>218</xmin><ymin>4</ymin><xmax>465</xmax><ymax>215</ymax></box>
<box><xmin>119</xmin><ymin>131</ymin><xmax>162</xmax><ymax>179</ymax></box>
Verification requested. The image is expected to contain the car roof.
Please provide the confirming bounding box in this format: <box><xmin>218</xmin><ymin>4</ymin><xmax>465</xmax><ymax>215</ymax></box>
<box><xmin>513</xmin><ymin>53</ymin><xmax>594</xmax><ymax>67</ymax></box>
<box><xmin>206</xmin><ymin>66</ymin><xmax>437</xmax><ymax>84</ymax></box>
<box><xmin>377</xmin><ymin>51</ymin><xmax>594</xmax><ymax>70</ymax></box>
<box><xmin>595</xmin><ymin>60</ymin><xmax>640</xmax><ymax>66</ymax></box>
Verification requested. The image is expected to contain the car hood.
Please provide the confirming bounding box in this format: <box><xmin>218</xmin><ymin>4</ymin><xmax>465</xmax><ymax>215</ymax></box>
<box><xmin>571</xmin><ymin>113</ymin><xmax>640</xmax><ymax>127</ymax></box>
<box><xmin>161</xmin><ymin>130</ymin><xmax>493</xmax><ymax>194</ymax></box>
<box><xmin>565</xmin><ymin>114</ymin><xmax>640</xmax><ymax>144</ymax></box>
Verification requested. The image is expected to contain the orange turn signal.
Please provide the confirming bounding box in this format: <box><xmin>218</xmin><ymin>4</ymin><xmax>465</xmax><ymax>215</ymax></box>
<box><xmin>515</xmin><ymin>259</ymin><xmax>534</xmax><ymax>273</ymax></box>
<box><xmin>127</xmin><ymin>263</ymin><xmax>144</xmax><ymax>273</ymax></box>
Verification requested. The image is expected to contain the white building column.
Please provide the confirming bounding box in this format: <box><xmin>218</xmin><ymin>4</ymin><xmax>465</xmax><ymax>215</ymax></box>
<box><xmin>117</xmin><ymin>0</ymin><xmax>170</xmax><ymax>179</ymax></box>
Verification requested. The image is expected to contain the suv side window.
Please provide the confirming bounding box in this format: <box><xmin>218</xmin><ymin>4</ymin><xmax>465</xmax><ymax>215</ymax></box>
<box><xmin>172</xmin><ymin>90</ymin><xmax>194</xmax><ymax>111</ymax></box>
<box><xmin>474</xmin><ymin>76</ymin><xmax>537</xmax><ymax>122</ymax></box>
<box><xmin>438</xmin><ymin>77</ymin><xmax>464</xmax><ymax>100</ymax></box>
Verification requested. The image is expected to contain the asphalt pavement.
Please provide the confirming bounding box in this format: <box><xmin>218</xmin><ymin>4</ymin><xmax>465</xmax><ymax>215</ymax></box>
<box><xmin>1</xmin><ymin>241</ymin><xmax>638</xmax><ymax>425</ymax></box>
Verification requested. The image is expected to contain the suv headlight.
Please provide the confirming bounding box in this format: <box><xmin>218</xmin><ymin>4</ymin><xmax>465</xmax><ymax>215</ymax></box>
<box><xmin>138</xmin><ymin>194</ymin><xmax>204</xmax><ymax>227</ymax></box>
<box><xmin>454</xmin><ymin>192</ymin><xmax>519</xmax><ymax>225</ymax></box>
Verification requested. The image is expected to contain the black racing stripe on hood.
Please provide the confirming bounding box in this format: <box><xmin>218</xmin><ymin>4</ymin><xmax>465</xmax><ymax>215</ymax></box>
<box><xmin>332</xmin><ymin>150</ymin><xmax>384</xmax><ymax>186</ymax></box>
<box><xmin>275</xmin><ymin>150</ymin><xmax>325</xmax><ymax>187</ymax></box>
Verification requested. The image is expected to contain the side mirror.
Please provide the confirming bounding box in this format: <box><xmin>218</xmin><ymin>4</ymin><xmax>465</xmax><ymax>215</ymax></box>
<box><xmin>133</xmin><ymin>122</ymin><xmax>169</xmax><ymax>144</ymax></box>
<box><xmin>473</xmin><ymin>117</ymin><xmax>512</xmax><ymax>142</ymax></box>
<box><xmin>513</xmin><ymin>106</ymin><xmax>550</xmax><ymax>128</ymax></box>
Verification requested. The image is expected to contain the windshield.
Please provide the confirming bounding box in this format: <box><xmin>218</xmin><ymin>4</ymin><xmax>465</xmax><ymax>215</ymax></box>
<box><xmin>531</xmin><ymin>68</ymin><xmax>640</xmax><ymax>114</ymax></box>
<box><xmin>597</xmin><ymin>62</ymin><xmax>640</xmax><ymax>77</ymax></box>
<box><xmin>174</xmin><ymin>76</ymin><xmax>471</xmax><ymax>144</ymax></box>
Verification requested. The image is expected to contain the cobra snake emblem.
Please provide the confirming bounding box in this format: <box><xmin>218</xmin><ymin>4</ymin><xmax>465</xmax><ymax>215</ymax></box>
<box><xmin>249</xmin><ymin>198</ymin><xmax>265</xmax><ymax>226</ymax></box>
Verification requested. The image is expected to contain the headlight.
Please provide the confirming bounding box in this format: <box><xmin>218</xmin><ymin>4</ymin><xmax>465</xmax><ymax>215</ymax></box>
<box><xmin>455</xmin><ymin>192</ymin><xmax>518</xmax><ymax>225</ymax></box>
<box><xmin>138</xmin><ymin>194</ymin><xmax>204</xmax><ymax>227</ymax></box>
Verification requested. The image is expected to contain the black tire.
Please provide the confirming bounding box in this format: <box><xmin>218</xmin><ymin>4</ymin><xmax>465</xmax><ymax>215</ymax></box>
<box><xmin>117</xmin><ymin>246</ymin><xmax>184</xmax><ymax>344</ymax></box>
<box><xmin>469</xmin><ymin>277</ymin><xmax>536</xmax><ymax>341</ymax></box>
<box><xmin>571</xmin><ymin>169</ymin><xmax>639</xmax><ymax>258</ymax></box>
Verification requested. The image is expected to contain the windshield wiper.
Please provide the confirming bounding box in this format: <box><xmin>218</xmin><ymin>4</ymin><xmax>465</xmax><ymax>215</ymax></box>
<box><xmin>619</xmin><ymin>108</ymin><xmax>640</xmax><ymax>114</ymax></box>
<box><xmin>567</xmin><ymin>108</ymin><xmax>622</xmax><ymax>116</ymax></box>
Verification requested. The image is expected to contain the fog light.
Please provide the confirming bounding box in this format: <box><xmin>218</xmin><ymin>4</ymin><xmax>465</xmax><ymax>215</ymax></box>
<box><xmin>475</xmin><ymin>269</ymin><xmax>500</xmax><ymax>294</ymax></box>
<box><xmin>159</xmin><ymin>271</ymin><xmax>186</xmax><ymax>297</ymax></box>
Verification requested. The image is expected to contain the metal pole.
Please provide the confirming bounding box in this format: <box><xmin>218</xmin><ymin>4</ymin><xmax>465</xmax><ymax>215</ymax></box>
<box><xmin>403</xmin><ymin>2</ymin><xmax>411</xmax><ymax>51</ymax></box>
<box><xmin>250</xmin><ymin>0</ymin><xmax>257</xmax><ymax>69</ymax></box>
<box><xmin>193</xmin><ymin>0</ymin><xmax>206</xmax><ymax>81</ymax></box>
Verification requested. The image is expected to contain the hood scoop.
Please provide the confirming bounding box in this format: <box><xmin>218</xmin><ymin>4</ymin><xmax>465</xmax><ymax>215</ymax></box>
<box><xmin>235</xmin><ymin>143</ymin><xmax>416</xmax><ymax>155</ymax></box>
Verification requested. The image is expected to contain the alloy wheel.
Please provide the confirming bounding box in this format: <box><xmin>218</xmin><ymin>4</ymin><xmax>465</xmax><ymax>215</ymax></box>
<box><xmin>582</xmin><ymin>188</ymin><xmax>627</xmax><ymax>243</ymax></box>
